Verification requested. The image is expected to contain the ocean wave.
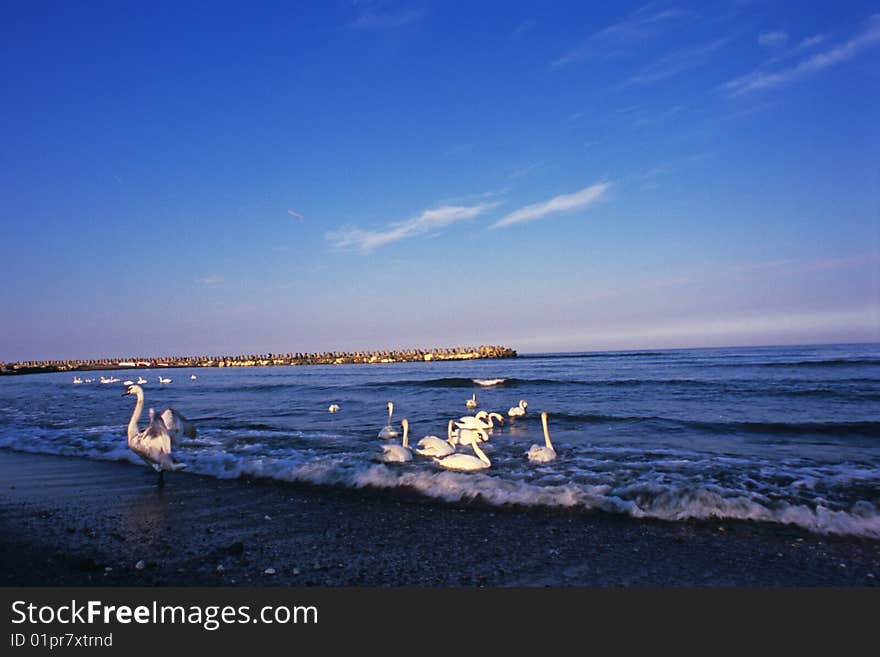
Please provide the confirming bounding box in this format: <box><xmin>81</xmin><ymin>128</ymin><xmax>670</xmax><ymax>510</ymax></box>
<box><xmin>759</xmin><ymin>359</ymin><xmax>880</xmax><ymax>368</ymax></box>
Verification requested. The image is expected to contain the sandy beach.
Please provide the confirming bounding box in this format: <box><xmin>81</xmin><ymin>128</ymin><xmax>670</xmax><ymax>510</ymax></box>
<box><xmin>1</xmin><ymin>450</ymin><xmax>877</xmax><ymax>587</ymax></box>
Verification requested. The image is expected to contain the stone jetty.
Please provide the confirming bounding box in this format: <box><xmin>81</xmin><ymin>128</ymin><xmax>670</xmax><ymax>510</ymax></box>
<box><xmin>0</xmin><ymin>345</ymin><xmax>517</xmax><ymax>375</ymax></box>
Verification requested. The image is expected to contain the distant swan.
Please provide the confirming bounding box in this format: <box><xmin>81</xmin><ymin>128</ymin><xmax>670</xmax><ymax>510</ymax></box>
<box><xmin>465</xmin><ymin>393</ymin><xmax>478</xmax><ymax>409</ymax></box>
<box><xmin>190</xmin><ymin>374</ymin><xmax>197</xmax><ymax>380</ymax></box>
<box><xmin>377</xmin><ymin>418</ymin><xmax>412</xmax><ymax>463</ymax></box>
<box><xmin>416</xmin><ymin>420</ymin><xmax>457</xmax><ymax>457</ymax></box>
<box><xmin>122</xmin><ymin>384</ymin><xmax>187</xmax><ymax>485</ymax></box>
<box><xmin>508</xmin><ymin>399</ymin><xmax>528</xmax><ymax>418</ymax></box>
<box><xmin>136</xmin><ymin>376</ymin><xmax>147</xmax><ymax>385</ymax></box>
<box><xmin>527</xmin><ymin>411</ymin><xmax>557</xmax><ymax>463</ymax></box>
<box><xmin>123</xmin><ymin>380</ymin><xmax>134</xmax><ymax>386</ymax></box>
<box><xmin>434</xmin><ymin>435</ymin><xmax>491</xmax><ymax>472</ymax></box>
<box><xmin>378</xmin><ymin>401</ymin><xmax>399</xmax><ymax>439</ymax></box>
<box><xmin>158</xmin><ymin>376</ymin><xmax>172</xmax><ymax>384</ymax></box>
<box><xmin>328</xmin><ymin>404</ymin><xmax>340</xmax><ymax>413</ymax></box>
<box><xmin>72</xmin><ymin>377</ymin><xmax>82</xmax><ymax>384</ymax></box>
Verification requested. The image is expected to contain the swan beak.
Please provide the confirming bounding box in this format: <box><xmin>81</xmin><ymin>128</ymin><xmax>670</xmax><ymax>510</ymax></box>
<box><xmin>121</xmin><ymin>390</ymin><xmax>129</xmax><ymax>396</ymax></box>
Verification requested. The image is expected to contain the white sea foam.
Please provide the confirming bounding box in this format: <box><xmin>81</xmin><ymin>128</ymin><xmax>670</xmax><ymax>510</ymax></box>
<box><xmin>472</xmin><ymin>378</ymin><xmax>506</xmax><ymax>386</ymax></box>
<box><xmin>2</xmin><ymin>426</ymin><xmax>879</xmax><ymax>539</ymax></box>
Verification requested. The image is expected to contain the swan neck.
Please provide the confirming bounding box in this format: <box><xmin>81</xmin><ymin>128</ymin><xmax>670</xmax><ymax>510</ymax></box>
<box><xmin>127</xmin><ymin>389</ymin><xmax>144</xmax><ymax>442</ymax></box>
<box><xmin>401</xmin><ymin>422</ymin><xmax>409</xmax><ymax>448</ymax></box>
<box><xmin>471</xmin><ymin>438</ymin><xmax>490</xmax><ymax>466</ymax></box>
<box><xmin>447</xmin><ymin>420</ymin><xmax>455</xmax><ymax>444</ymax></box>
<box><xmin>542</xmin><ymin>414</ymin><xmax>553</xmax><ymax>450</ymax></box>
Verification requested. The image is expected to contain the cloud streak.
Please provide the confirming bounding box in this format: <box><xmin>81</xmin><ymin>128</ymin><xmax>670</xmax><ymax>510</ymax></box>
<box><xmin>491</xmin><ymin>182</ymin><xmax>610</xmax><ymax>229</ymax></box>
<box><xmin>347</xmin><ymin>2</ymin><xmax>425</xmax><ymax>30</ymax></box>
<box><xmin>626</xmin><ymin>38</ymin><xmax>730</xmax><ymax>85</ymax></box>
<box><xmin>551</xmin><ymin>5</ymin><xmax>691</xmax><ymax>69</ymax></box>
<box><xmin>327</xmin><ymin>201</ymin><xmax>498</xmax><ymax>253</ymax></box>
<box><xmin>724</xmin><ymin>14</ymin><xmax>880</xmax><ymax>96</ymax></box>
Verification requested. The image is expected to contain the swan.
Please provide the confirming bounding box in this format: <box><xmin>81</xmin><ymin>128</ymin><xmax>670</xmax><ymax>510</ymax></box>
<box><xmin>508</xmin><ymin>399</ymin><xmax>528</xmax><ymax>419</ymax></box>
<box><xmin>328</xmin><ymin>404</ymin><xmax>340</xmax><ymax>413</ymax></box>
<box><xmin>122</xmin><ymin>384</ymin><xmax>187</xmax><ymax>485</ymax></box>
<box><xmin>415</xmin><ymin>420</ymin><xmax>457</xmax><ymax>457</ymax></box>
<box><xmin>160</xmin><ymin>408</ymin><xmax>197</xmax><ymax>444</ymax></box>
<box><xmin>72</xmin><ymin>377</ymin><xmax>82</xmax><ymax>384</ymax></box>
<box><xmin>376</xmin><ymin>418</ymin><xmax>412</xmax><ymax>463</ymax></box>
<box><xmin>451</xmin><ymin>426</ymin><xmax>489</xmax><ymax>447</ymax></box>
<box><xmin>123</xmin><ymin>380</ymin><xmax>134</xmax><ymax>386</ymax></box>
<box><xmin>434</xmin><ymin>435</ymin><xmax>491</xmax><ymax>472</ymax></box>
<box><xmin>377</xmin><ymin>401</ymin><xmax>399</xmax><ymax>439</ymax></box>
<box><xmin>136</xmin><ymin>376</ymin><xmax>147</xmax><ymax>385</ymax></box>
<box><xmin>158</xmin><ymin>376</ymin><xmax>172</xmax><ymax>384</ymax></box>
<box><xmin>190</xmin><ymin>374</ymin><xmax>197</xmax><ymax>380</ymax></box>
<box><xmin>527</xmin><ymin>411</ymin><xmax>557</xmax><ymax>463</ymax></box>
<box><xmin>465</xmin><ymin>393</ymin><xmax>478</xmax><ymax>409</ymax></box>
<box><xmin>455</xmin><ymin>411</ymin><xmax>504</xmax><ymax>434</ymax></box>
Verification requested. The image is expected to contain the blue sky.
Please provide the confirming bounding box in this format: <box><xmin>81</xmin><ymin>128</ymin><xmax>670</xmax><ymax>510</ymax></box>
<box><xmin>1</xmin><ymin>0</ymin><xmax>878</xmax><ymax>359</ymax></box>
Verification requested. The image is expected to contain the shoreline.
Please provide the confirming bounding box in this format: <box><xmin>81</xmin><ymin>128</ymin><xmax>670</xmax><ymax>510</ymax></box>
<box><xmin>1</xmin><ymin>450</ymin><xmax>878</xmax><ymax>587</ymax></box>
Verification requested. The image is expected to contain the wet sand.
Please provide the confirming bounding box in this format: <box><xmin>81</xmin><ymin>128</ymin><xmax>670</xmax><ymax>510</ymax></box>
<box><xmin>1</xmin><ymin>450</ymin><xmax>877</xmax><ymax>586</ymax></box>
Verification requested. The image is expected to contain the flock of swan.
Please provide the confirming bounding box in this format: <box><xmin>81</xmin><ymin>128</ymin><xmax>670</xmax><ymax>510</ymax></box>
<box><xmin>118</xmin><ymin>376</ymin><xmax>553</xmax><ymax>485</ymax></box>
<box><xmin>373</xmin><ymin>395</ymin><xmax>555</xmax><ymax>471</ymax></box>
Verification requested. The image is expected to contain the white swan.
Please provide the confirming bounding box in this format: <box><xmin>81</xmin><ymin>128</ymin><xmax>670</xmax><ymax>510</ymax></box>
<box><xmin>328</xmin><ymin>404</ymin><xmax>340</xmax><ymax>413</ymax></box>
<box><xmin>378</xmin><ymin>401</ymin><xmax>399</xmax><ymax>439</ymax></box>
<box><xmin>72</xmin><ymin>377</ymin><xmax>82</xmax><ymax>384</ymax></box>
<box><xmin>415</xmin><ymin>420</ymin><xmax>457</xmax><ymax>457</ymax></box>
<box><xmin>455</xmin><ymin>411</ymin><xmax>504</xmax><ymax>434</ymax></box>
<box><xmin>160</xmin><ymin>408</ymin><xmax>197</xmax><ymax>444</ymax></box>
<box><xmin>508</xmin><ymin>399</ymin><xmax>528</xmax><ymax>418</ymax></box>
<box><xmin>190</xmin><ymin>374</ymin><xmax>197</xmax><ymax>380</ymax></box>
<box><xmin>527</xmin><ymin>411</ymin><xmax>557</xmax><ymax>463</ymax></box>
<box><xmin>434</xmin><ymin>435</ymin><xmax>491</xmax><ymax>472</ymax></box>
<box><xmin>377</xmin><ymin>418</ymin><xmax>412</xmax><ymax>463</ymax></box>
<box><xmin>123</xmin><ymin>380</ymin><xmax>134</xmax><ymax>386</ymax></box>
<box><xmin>158</xmin><ymin>376</ymin><xmax>172</xmax><ymax>384</ymax></box>
<box><xmin>122</xmin><ymin>384</ymin><xmax>187</xmax><ymax>484</ymax></box>
<box><xmin>136</xmin><ymin>376</ymin><xmax>147</xmax><ymax>385</ymax></box>
<box><xmin>451</xmin><ymin>426</ymin><xmax>489</xmax><ymax>447</ymax></box>
<box><xmin>465</xmin><ymin>393</ymin><xmax>478</xmax><ymax>409</ymax></box>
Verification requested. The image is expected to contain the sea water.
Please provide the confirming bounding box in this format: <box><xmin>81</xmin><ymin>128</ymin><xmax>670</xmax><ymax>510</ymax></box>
<box><xmin>1</xmin><ymin>343</ymin><xmax>878</xmax><ymax>537</ymax></box>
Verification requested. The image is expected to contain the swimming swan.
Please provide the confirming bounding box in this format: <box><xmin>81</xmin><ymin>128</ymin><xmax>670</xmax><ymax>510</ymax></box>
<box><xmin>328</xmin><ymin>404</ymin><xmax>340</xmax><ymax>413</ymax></box>
<box><xmin>457</xmin><ymin>411</ymin><xmax>504</xmax><ymax>430</ymax></box>
<box><xmin>122</xmin><ymin>384</ymin><xmax>187</xmax><ymax>485</ymax></box>
<box><xmin>136</xmin><ymin>376</ymin><xmax>147</xmax><ymax>385</ymax></box>
<box><xmin>508</xmin><ymin>399</ymin><xmax>528</xmax><ymax>418</ymax></box>
<box><xmin>415</xmin><ymin>420</ymin><xmax>457</xmax><ymax>457</ymax></box>
<box><xmin>377</xmin><ymin>418</ymin><xmax>412</xmax><ymax>463</ymax></box>
<box><xmin>158</xmin><ymin>376</ymin><xmax>172</xmax><ymax>384</ymax></box>
<box><xmin>378</xmin><ymin>401</ymin><xmax>399</xmax><ymax>439</ymax></box>
<box><xmin>527</xmin><ymin>411</ymin><xmax>557</xmax><ymax>463</ymax></box>
<box><xmin>465</xmin><ymin>393</ymin><xmax>478</xmax><ymax>409</ymax></box>
<box><xmin>434</xmin><ymin>435</ymin><xmax>491</xmax><ymax>472</ymax></box>
<box><xmin>451</xmin><ymin>426</ymin><xmax>489</xmax><ymax>447</ymax></box>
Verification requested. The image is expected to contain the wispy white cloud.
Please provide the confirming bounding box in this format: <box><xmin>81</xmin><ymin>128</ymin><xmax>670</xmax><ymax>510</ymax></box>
<box><xmin>758</xmin><ymin>30</ymin><xmax>789</xmax><ymax>47</ymax></box>
<box><xmin>347</xmin><ymin>1</ymin><xmax>425</xmax><ymax>30</ymax></box>
<box><xmin>724</xmin><ymin>14</ymin><xmax>880</xmax><ymax>96</ymax></box>
<box><xmin>287</xmin><ymin>209</ymin><xmax>304</xmax><ymax>221</ymax></box>
<box><xmin>490</xmin><ymin>182</ymin><xmax>610</xmax><ymax>229</ymax></box>
<box><xmin>197</xmin><ymin>275</ymin><xmax>224</xmax><ymax>287</ymax></box>
<box><xmin>626</xmin><ymin>37</ymin><xmax>730</xmax><ymax>85</ymax></box>
<box><xmin>551</xmin><ymin>4</ymin><xmax>692</xmax><ymax>69</ymax></box>
<box><xmin>511</xmin><ymin>19</ymin><xmax>536</xmax><ymax>40</ymax></box>
<box><xmin>327</xmin><ymin>201</ymin><xmax>498</xmax><ymax>253</ymax></box>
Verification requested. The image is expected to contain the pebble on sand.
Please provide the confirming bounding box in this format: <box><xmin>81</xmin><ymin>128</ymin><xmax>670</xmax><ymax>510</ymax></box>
<box><xmin>135</xmin><ymin>560</ymin><xmax>145</xmax><ymax>570</ymax></box>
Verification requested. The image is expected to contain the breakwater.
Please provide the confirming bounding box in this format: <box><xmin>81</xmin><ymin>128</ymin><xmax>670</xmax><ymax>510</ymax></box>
<box><xmin>0</xmin><ymin>345</ymin><xmax>517</xmax><ymax>375</ymax></box>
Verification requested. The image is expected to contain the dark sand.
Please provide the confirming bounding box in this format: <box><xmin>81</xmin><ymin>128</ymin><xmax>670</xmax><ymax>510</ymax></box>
<box><xmin>1</xmin><ymin>450</ymin><xmax>877</xmax><ymax>586</ymax></box>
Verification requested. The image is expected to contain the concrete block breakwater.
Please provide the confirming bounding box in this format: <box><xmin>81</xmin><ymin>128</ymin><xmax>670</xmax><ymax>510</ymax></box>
<box><xmin>1</xmin><ymin>345</ymin><xmax>517</xmax><ymax>375</ymax></box>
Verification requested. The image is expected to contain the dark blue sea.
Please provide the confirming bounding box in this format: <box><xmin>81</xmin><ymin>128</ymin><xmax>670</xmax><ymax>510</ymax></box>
<box><xmin>1</xmin><ymin>343</ymin><xmax>878</xmax><ymax>537</ymax></box>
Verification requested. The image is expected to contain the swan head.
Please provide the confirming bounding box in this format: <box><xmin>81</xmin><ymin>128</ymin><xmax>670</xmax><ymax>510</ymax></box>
<box><xmin>122</xmin><ymin>384</ymin><xmax>142</xmax><ymax>397</ymax></box>
<box><xmin>520</xmin><ymin>400</ymin><xmax>528</xmax><ymax>409</ymax></box>
<box><xmin>387</xmin><ymin>401</ymin><xmax>394</xmax><ymax>414</ymax></box>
